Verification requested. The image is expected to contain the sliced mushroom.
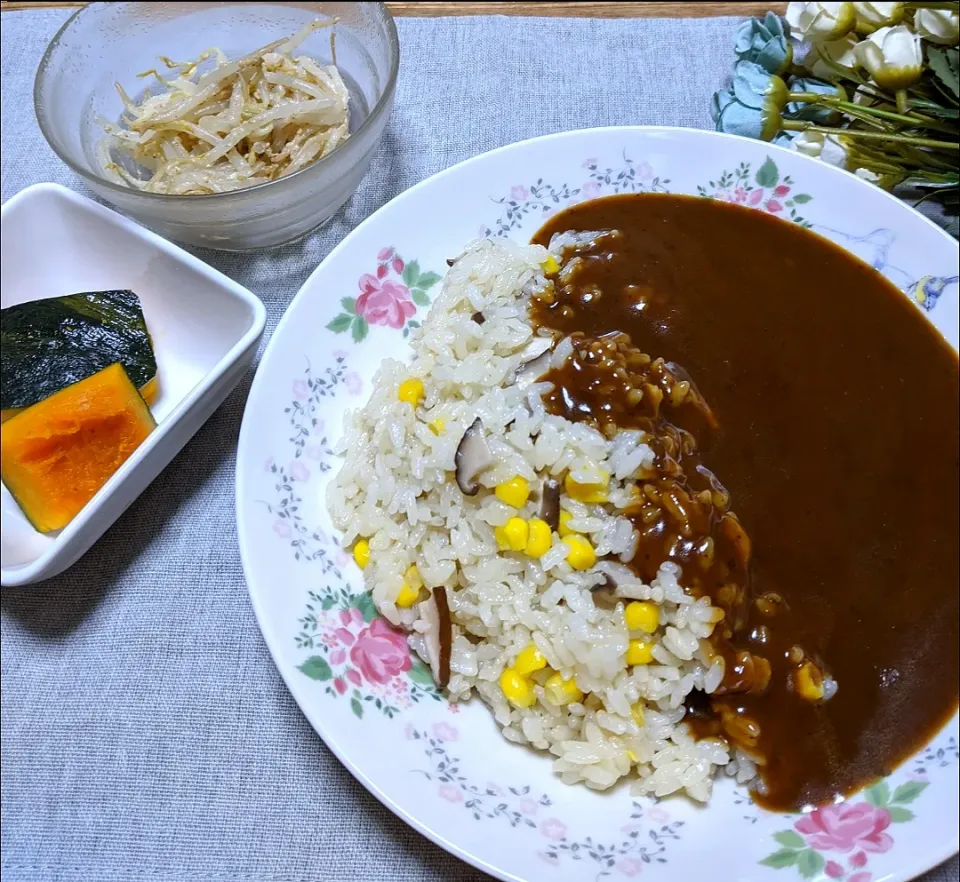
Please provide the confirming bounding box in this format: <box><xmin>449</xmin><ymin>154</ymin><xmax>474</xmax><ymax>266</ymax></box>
<box><xmin>435</xmin><ymin>586</ymin><xmax>452</xmax><ymax>688</ymax></box>
<box><xmin>471</xmin><ymin>311</ymin><xmax>486</xmax><ymax>325</ymax></box>
<box><xmin>540</xmin><ymin>479</ymin><xmax>561</xmax><ymax>531</ymax></box>
<box><xmin>591</xmin><ymin>577</ymin><xmax>621</xmax><ymax>611</ymax></box>
<box><xmin>513</xmin><ymin>337</ymin><xmax>554</xmax><ymax>389</ymax></box>
<box><xmin>588</xmin><ymin>562</ymin><xmax>643</xmax><ymax>610</ymax></box>
<box><xmin>593</xmin><ymin>561</ymin><xmax>643</xmax><ymax>591</ymax></box>
<box><xmin>454</xmin><ymin>418</ymin><xmax>493</xmax><ymax>495</ymax></box>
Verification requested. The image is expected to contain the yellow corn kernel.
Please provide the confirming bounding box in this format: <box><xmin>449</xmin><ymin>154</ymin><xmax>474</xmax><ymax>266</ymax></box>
<box><xmin>625</xmin><ymin>749</ymin><xmax>638</xmax><ymax>763</ymax></box>
<box><xmin>502</xmin><ymin>517</ymin><xmax>529</xmax><ymax>552</ymax></box>
<box><xmin>794</xmin><ymin>660</ymin><xmax>825</xmax><ymax>702</ymax></box>
<box><xmin>398</xmin><ymin>378</ymin><xmax>424</xmax><ymax>406</ymax></box>
<box><xmin>631</xmin><ymin>703</ymin><xmax>645</xmax><ymax>727</ymax></box>
<box><xmin>624</xmin><ymin>601</ymin><xmax>660</xmax><ymax>634</ymax></box>
<box><xmin>544</xmin><ymin>672</ymin><xmax>583</xmax><ymax>706</ymax></box>
<box><xmin>494</xmin><ymin>525</ymin><xmax>510</xmax><ymax>550</ymax></box>
<box><xmin>395</xmin><ymin>566</ymin><xmax>422</xmax><ymax>608</ymax></box>
<box><xmin>495</xmin><ymin>476</ymin><xmax>531</xmax><ymax>509</ymax></box>
<box><xmin>525</xmin><ymin>518</ymin><xmax>552</xmax><ymax>558</ymax></box>
<box><xmin>626</xmin><ymin>638</ymin><xmax>655</xmax><ymax>666</ymax></box>
<box><xmin>352</xmin><ymin>539</ymin><xmax>370</xmax><ymax>570</ymax></box>
<box><xmin>558</xmin><ymin>510</ymin><xmax>575</xmax><ymax>537</ymax></box>
<box><xmin>428</xmin><ymin>418</ymin><xmax>445</xmax><ymax>435</ymax></box>
<box><xmin>514</xmin><ymin>643</ymin><xmax>547</xmax><ymax>676</ymax></box>
<box><xmin>500</xmin><ymin>668</ymin><xmax>536</xmax><ymax>708</ymax></box>
<box><xmin>395</xmin><ymin>582</ymin><xmax>420</xmax><ymax>608</ymax></box>
<box><xmin>564</xmin><ymin>470</ymin><xmax>610</xmax><ymax>504</ymax></box>
<box><xmin>562</xmin><ymin>534</ymin><xmax>596</xmax><ymax>571</ymax></box>
<box><xmin>542</xmin><ymin>255</ymin><xmax>560</xmax><ymax>275</ymax></box>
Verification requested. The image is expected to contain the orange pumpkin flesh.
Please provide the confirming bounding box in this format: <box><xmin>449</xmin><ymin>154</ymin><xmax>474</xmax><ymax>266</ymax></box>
<box><xmin>0</xmin><ymin>363</ymin><xmax>156</xmax><ymax>533</ymax></box>
<box><xmin>1</xmin><ymin>376</ymin><xmax>158</xmax><ymax>424</ymax></box>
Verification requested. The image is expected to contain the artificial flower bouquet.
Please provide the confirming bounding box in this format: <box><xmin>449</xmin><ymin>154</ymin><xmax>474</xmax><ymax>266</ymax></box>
<box><xmin>713</xmin><ymin>2</ymin><xmax>959</xmax><ymax>235</ymax></box>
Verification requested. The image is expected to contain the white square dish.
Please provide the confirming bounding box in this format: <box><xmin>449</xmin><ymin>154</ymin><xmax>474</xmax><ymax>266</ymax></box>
<box><xmin>1</xmin><ymin>183</ymin><xmax>266</xmax><ymax>586</ymax></box>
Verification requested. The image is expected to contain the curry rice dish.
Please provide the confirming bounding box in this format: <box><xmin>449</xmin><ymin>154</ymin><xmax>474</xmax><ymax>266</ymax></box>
<box><xmin>328</xmin><ymin>193</ymin><xmax>958</xmax><ymax>811</ymax></box>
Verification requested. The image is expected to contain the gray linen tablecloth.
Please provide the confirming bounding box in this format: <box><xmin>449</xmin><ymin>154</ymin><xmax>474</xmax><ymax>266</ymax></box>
<box><xmin>1</xmin><ymin>8</ymin><xmax>956</xmax><ymax>882</ymax></box>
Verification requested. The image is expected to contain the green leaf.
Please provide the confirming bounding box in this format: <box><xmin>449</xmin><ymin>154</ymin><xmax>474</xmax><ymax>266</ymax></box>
<box><xmin>298</xmin><ymin>656</ymin><xmax>333</xmax><ymax>680</ymax></box>
<box><xmin>796</xmin><ymin>849</ymin><xmax>825</xmax><ymax>880</ymax></box>
<box><xmin>351</xmin><ymin>697</ymin><xmax>363</xmax><ymax>718</ymax></box>
<box><xmin>755</xmin><ymin>157</ymin><xmax>779</xmax><ymax>189</ymax></box>
<box><xmin>355</xmin><ymin>592</ymin><xmax>378</xmax><ymax>622</ymax></box>
<box><xmin>320</xmin><ymin>596</ymin><xmax>337</xmax><ymax>610</ymax></box>
<box><xmin>792</xmin><ymin>193</ymin><xmax>812</xmax><ymax>204</ymax></box>
<box><xmin>759</xmin><ymin>849</ymin><xmax>799</xmax><ymax>869</ymax></box>
<box><xmin>908</xmin><ymin>96</ymin><xmax>960</xmax><ymax>119</ymax></box>
<box><xmin>773</xmin><ymin>831</ymin><xmax>805</xmax><ymax>849</ymax></box>
<box><xmin>865</xmin><ymin>780</ymin><xmax>891</xmax><ymax>807</ymax></box>
<box><xmin>408</xmin><ymin>660</ymin><xmax>436</xmax><ymax>687</ymax></box>
<box><xmin>411</xmin><ymin>288</ymin><xmax>430</xmax><ymax>307</ymax></box>
<box><xmin>351</xmin><ymin>316</ymin><xmax>368</xmax><ymax>343</ymax></box>
<box><xmin>341</xmin><ymin>297</ymin><xmax>357</xmax><ymax>314</ymax></box>
<box><xmin>928</xmin><ymin>46</ymin><xmax>960</xmax><ymax>99</ymax></box>
<box><xmin>402</xmin><ymin>260</ymin><xmax>421</xmax><ymax>287</ymax></box>
<box><xmin>889</xmin><ymin>806</ymin><xmax>915</xmax><ymax>823</ymax></box>
<box><xmin>416</xmin><ymin>271</ymin><xmax>442</xmax><ymax>290</ymax></box>
<box><xmin>892</xmin><ymin>780</ymin><xmax>929</xmax><ymax>804</ymax></box>
<box><xmin>326</xmin><ymin>313</ymin><xmax>353</xmax><ymax>333</ymax></box>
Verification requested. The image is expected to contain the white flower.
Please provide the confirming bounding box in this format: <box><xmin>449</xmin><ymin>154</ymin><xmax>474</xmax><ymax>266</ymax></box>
<box><xmin>807</xmin><ymin>34</ymin><xmax>860</xmax><ymax>78</ymax></box>
<box><xmin>793</xmin><ymin>130</ymin><xmax>850</xmax><ymax>168</ymax></box>
<box><xmin>786</xmin><ymin>2</ymin><xmax>856</xmax><ymax>41</ymax></box>
<box><xmin>853</xmin><ymin>24</ymin><xmax>923</xmax><ymax>89</ymax></box>
<box><xmin>855</xmin><ymin>167</ymin><xmax>881</xmax><ymax>183</ymax></box>
<box><xmin>915</xmin><ymin>8</ymin><xmax>960</xmax><ymax>45</ymax></box>
<box><xmin>852</xmin><ymin>2</ymin><xmax>904</xmax><ymax>35</ymax></box>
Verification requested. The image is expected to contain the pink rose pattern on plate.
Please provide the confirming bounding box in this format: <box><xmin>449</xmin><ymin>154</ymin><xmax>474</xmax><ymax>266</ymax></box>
<box><xmin>695</xmin><ymin>156</ymin><xmax>813</xmax><ymax>227</ymax></box>
<box><xmin>295</xmin><ymin>584</ymin><xmax>441</xmax><ymax>719</ymax></box>
<box><xmin>326</xmin><ymin>247</ymin><xmax>442</xmax><ymax>342</ymax></box>
<box><xmin>759</xmin><ymin>779</ymin><xmax>930</xmax><ymax>880</ymax></box>
<box><xmin>269</xmin><ymin>165</ymin><xmax>953</xmax><ymax>878</ymax></box>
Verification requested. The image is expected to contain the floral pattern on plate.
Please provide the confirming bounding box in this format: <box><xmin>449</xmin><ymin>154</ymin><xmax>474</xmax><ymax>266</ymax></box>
<box><xmin>259</xmin><ymin>355</ymin><xmax>352</xmax><ymax>568</ymax></box>
<box><xmin>326</xmin><ymin>247</ymin><xmax>443</xmax><ymax>342</ymax></box>
<box><xmin>480</xmin><ymin>153</ymin><xmax>670</xmax><ymax>237</ymax></box>
<box><xmin>696</xmin><ymin>156</ymin><xmax>813</xmax><ymax>226</ymax></box>
<box><xmin>407</xmin><ymin>724</ymin><xmax>686</xmax><ymax>879</ymax></box>
<box><xmin>296</xmin><ymin>584</ymin><xmax>442</xmax><ymax>719</ymax></box>
<box><xmin>759</xmin><ymin>779</ymin><xmax>939</xmax><ymax>881</ymax></box>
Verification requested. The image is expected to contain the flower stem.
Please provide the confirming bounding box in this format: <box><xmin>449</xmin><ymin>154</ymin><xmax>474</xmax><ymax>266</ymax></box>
<box><xmin>786</xmin><ymin>92</ymin><xmax>955</xmax><ymax>132</ymax></box>
<box><xmin>896</xmin><ymin>90</ymin><xmax>909</xmax><ymax>115</ymax></box>
<box><xmin>781</xmin><ymin>121</ymin><xmax>960</xmax><ymax>151</ymax></box>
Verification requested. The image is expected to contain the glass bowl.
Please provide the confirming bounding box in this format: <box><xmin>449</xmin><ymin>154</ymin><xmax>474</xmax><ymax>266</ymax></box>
<box><xmin>34</xmin><ymin>1</ymin><xmax>399</xmax><ymax>251</ymax></box>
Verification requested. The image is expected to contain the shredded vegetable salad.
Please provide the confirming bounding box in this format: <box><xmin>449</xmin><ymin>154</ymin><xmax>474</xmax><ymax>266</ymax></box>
<box><xmin>98</xmin><ymin>19</ymin><xmax>350</xmax><ymax>195</ymax></box>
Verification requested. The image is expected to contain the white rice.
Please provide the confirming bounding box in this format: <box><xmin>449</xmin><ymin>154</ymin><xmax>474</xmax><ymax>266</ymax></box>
<box><xmin>327</xmin><ymin>238</ymin><xmax>749</xmax><ymax>802</ymax></box>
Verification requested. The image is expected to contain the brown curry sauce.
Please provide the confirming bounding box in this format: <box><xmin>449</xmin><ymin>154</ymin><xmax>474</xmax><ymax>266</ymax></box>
<box><xmin>530</xmin><ymin>194</ymin><xmax>959</xmax><ymax>811</ymax></box>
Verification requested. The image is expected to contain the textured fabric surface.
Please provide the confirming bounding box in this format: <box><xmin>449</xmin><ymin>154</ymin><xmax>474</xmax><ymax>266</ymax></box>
<box><xmin>0</xmin><ymin>8</ymin><xmax>956</xmax><ymax>882</ymax></box>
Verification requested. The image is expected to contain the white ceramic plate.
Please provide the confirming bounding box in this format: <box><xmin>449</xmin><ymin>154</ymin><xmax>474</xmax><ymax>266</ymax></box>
<box><xmin>237</xmin><ymin>128</ymin><xmax>959</xmax><ymax>882</ymax></box>
<box><xmin>1</xmin><ymin>183</ymin><xmax>265</xmax><ymax>586</ymax></box>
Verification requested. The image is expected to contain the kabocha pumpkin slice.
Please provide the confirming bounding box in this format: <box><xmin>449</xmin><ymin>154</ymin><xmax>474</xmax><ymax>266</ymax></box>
<box><xmin>0</xmin><ymin>363</ymin><xmax>156</xmax><ymax>533</ymax></box>
<box><xmin>0</xmin><ymin>289</ymin><xmax>158</xmax><ymax>422</ymax></box>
